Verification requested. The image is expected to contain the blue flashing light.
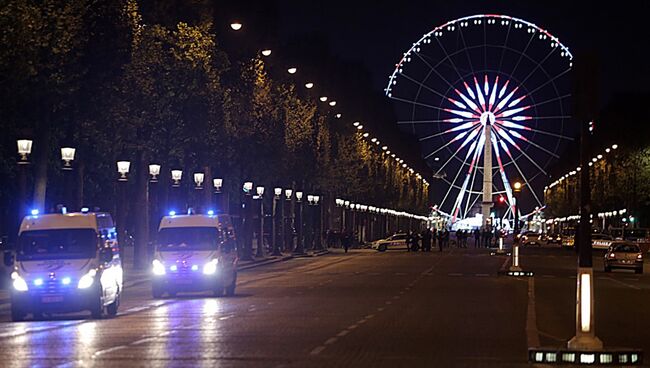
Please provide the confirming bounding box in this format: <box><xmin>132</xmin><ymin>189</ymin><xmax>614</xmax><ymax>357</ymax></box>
<box><xmin>207</xmin><ymin>210</ymin><xmax>215</xmax><ymax>216</ymax></box>
<box><xmin>170</xmin><ymin>265</ymin><xmax>178</xmax><ymax>272</ymax></box>
<box><xmin>30</xmin><ymin>209</ymin><xmax>39</xmax><ymax>216</ymax></box>
<box><xmin>81</xmin><ymin>207</ymin><xmax>89</xmax><ymax>213</ymax></box>
<box><xmin>61</xmin><ymin>206</ymin><xmax>67</xmax><ymax>214</ymax></box>
<box><xmin>191</xmin><ymin>265</ymin><xmax>199</xmax><ymax>271</ymax></box>
<box><xmin>61</xmin><ymin>277</ymin><xmax>71</xmax><ymax>285</ymax></box>
<box><xmin>33</xmin><ymin>278</ymin><xmax>43</xmax><ymax>286</ymax></box>
<box><xmin>169</xmin><ymin>210</ymin><xmax>176</xmax><ymax>216</ymax></box>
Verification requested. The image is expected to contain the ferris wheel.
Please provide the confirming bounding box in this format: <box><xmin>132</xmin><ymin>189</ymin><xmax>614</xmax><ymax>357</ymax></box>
<box><xmin>385</xmin><ymin>14</ymin><xmax>573</xmax><ymax>224</ymax></box>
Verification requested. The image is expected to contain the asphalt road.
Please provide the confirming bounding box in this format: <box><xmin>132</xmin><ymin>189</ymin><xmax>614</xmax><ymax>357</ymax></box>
<box><xmin>0</xmin><ymin>245</ymin><xmax>647</xmax><ymax>367</ymax></box>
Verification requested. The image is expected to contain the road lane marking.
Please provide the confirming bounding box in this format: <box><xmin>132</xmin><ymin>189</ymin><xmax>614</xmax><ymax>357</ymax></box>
<box><xmin>377</xmin><ymin>307</ymin><xmax>385</xmax><ymax>312</ymax></box>
<box><xmin>475</xmin><ymin>273</ymin><xmax>489</xmax><ymax>277</ymax></box>
<box><xmin>601</xmin><ymin>276</ymin><xmax>641</xmax><ymax>290</ymax></box>
<box><xmin>337</xmin><ymin>330</ymin><xmax>349</xmax><ymax>337</ymax></box>
<box><xmin>310</xmin><ymin>346</ymin><xmax>326</xmax><ymax>355</ymax></box>
<box><xmin>348</xmin><ymin>324</ymin><xmax>358</xmax><ymax>329</ymax></box>
<box><xmin>324</xmin><ymin>337</ymin><xmax>338</xmax><ymax>345</ymax></box>
<box><xmin>448</xmin><ymin>273</ymin><xmax>463</xmax><ymax>277</ymax></box>
<box><xmin>365</xmin><ymin>314</ymin><xmax>375</xmax><ymax>319</ymax></box>
<box><xmin>526</xmin><ymin>277</ymin><xmax>541</xmax><ymax>348</ymax></box>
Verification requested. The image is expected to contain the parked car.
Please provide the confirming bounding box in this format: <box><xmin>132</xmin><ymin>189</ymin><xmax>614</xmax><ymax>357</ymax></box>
<box><xmin>521</xmin><ymin>231</ymin><xmax>542</xmax><ymax>246</ymax></box>
<box><xmin>542</xmin><ymin>233</ymin><xmax>562</xmax><ymax>245</ymax></box>
<box><xmin>371</xmin><ymin>233</ymin><xmax>408</xmax><ymax>252</ymax></box>
<box><xmin>592</xmin><ymin>233</ymin><xmax>614</xmax><ymax>250</ymax></box>
<box><xmin>604</xmin><ymin>242</ymin><xmax>643</xmax><ymax>274</ymax></box>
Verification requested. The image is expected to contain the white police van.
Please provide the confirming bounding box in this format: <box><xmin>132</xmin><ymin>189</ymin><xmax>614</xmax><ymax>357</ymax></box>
<box><xmin>8</xmin><ymin>211</ymin><xmax>122</xmax><ymax>321</ymax></box>
<box><xmin>152</xmin><ymin>212</ymin><xmax>238</xmax><ymax>298</ymax></box>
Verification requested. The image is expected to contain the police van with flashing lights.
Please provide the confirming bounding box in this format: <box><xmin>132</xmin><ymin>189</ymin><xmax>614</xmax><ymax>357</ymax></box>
<box><xmin>7</xmin><ymin>210</ymin><xmax>122</xmax><ymax>321</ymax></box>
<box><xmin>151</xmin><ymin>211</ymin><xmax>238</xmax><ymax>298</ymax></box>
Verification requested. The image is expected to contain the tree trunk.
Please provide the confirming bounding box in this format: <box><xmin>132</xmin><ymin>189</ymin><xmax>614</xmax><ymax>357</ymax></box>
<box><xmin>75</xmin><ymin>160</ymin><xmax>85</xmax><ymax>210</ymax></box>
<box><xmin>32</xmin><ymin>126</ymin><xmax>50</xmax><ymax>212</ymax></box>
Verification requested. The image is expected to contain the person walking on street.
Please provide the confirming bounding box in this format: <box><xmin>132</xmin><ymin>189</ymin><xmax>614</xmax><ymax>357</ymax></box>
<box><xmin>406</xmin><ymin>231</ymin><xmax>412</xmax><ymax>252</ymax></box>
<box><xmin>422</xmin><ymin>229</ymin><xmax>432</xmax><ymax>252</ymax></box>
<box><xmin>474</xmin><ymin>228</ymin><xmax>480</xmax><ymax>247</ymax></box>
<box><xmin>342</xmin><ymin>230</ymin><xmax>351</xmax><ymax>253</ymax></box>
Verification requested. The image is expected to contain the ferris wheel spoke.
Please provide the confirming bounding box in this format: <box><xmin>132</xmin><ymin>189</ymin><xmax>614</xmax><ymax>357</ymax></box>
<box><xmin>509</xmin><ymin>31</ymin><xmax>536</xmax><ymax>79</ymax></box>
<box><xmin>511</xmin><ymin>93</ymin><xmax>571</xmax><ymax>112</ymax></box>
<box><xmin>525</xmin><ymin>67</ymin><xmax>572</xmax><ymax>97</ymax></box>
<box><xmin>431</xmin><ymin>127</ymin><xmax>481</xmax><ymax>175</ymax></box>
<box><xmin>397</xmin><ymin>118</ymin><xmax>471</xmax><ymax>125</ymax></box>
<box><xmin>388</xmin><ymin>95</ymin><xmax>449</xmax><ymax>112</ymax></box>
<box><xmin>457</xmin><ymin>25</ymin><xmax>477</xmax><ymax>78</ymax></box>
<box><xmin>433</xmin><ymin>35</ymin><xmax>467</xmax><ymax>85</ymax></box>
<box><xmin>504</xmin><ymin>129</ymin><xmax>560</xmax><ymax>158</ymax></box>
<box><xmin>518</xmin><ymin>44</ymin><xmax>561</xmax><ymax>87</ymax></box>
<box><xmin>424</xmin><ymin>125</ymin><xmax>480</xmax><ymax>159</ymax></box>
<box><xmin>498</xmin><ymin>120</ymin><xmax>574</xmax><ymax>140</ymax></box>
<box><xmin>494</xmin><ymin>126</ymin><xmax>547</xmax><ymax>175</ymax></box>
<box><xmin>419</xmin><ymin>121</ymin><xmax>478</xmax><ymax>141</ymax></box>
<box><xmin>463</xmin><ymin>157</ymin><xmax>481</xmax><ymax>217</ymax></box>
<box><xmin>497</xmin><ymin>22</ymin><xmax>513</xmax><ymax>74</ymax></box>
<box><xmin>412</xmin><ymin>51</ymin><xmax>459</xmax><ymax>91</ymax></box>
<box><xmin>397</xmin><ymin>71</ymin><xmax>449</xmax><ymax>99</ymax></box>
<box><xmin>497</xmin><ymin>138</ymin><xmax>544</xmax><ymax>207</ymax></box>
<box><xmin>491</xmin><ymin>136</ymin><xmax>515</xmax><ymax>208</ymax></box>
<box><xmin>438</xmin><ymin>136</ymin><xmax>482</xmax><ymax>211</ymax></box>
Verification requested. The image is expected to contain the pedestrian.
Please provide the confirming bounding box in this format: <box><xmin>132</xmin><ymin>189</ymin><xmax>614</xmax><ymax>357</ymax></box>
<box><xmin>342</xmin><ymin>230</ymin><xmax>351</xmax><ymax>253</ymax></box>
<box><xmin>437</xmin><ymin>229</ymin><xmax>443</xmax><ymax>252</ymax></box>
<box><xmin>487</xmin><ymin>227</ymin><xmax>493</xmax><ymax>248</ymax></box>
<box><xmin>405</xmin><ymin>231</ymin><xmax>412</xmax><ymax>252</ymax></box>
<box><xmin>474</xmin><ymin>228</ymin><xmax>480</xmax><ymax>247</ymax></box>
<box><xmin>422</xmin><ymin>229</ymin><xmax>432</xmax><ymax>252</ymax></box>
<box><xmin>443</xmin><ymin>229</ymin><xmax>450</xmax><ymax>248</ymax></box>
<box><xmin>412</xmin><ymin>232</ymin><xmax>421</xmax><ymax>251</ymax></box>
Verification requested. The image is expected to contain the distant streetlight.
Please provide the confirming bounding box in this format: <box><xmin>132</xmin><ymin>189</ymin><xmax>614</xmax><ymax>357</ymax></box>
<box><xmin>194</xmin><ymin>172</ymin><xmax>205</xmax><ymax>189</ymax></box>
<box><xmin>329</xmin><ymin>101</ymin><xmax>337</xmax><ymax>106</ymax></box>
<box><xmin>284</xmin><ymin>188</ymin><xmax>293</xmax><ymax>200</ymax></box>
<box><xmin>612</xmin><ymin>144</ymin><xmax>618</xmax><ymax>150</ymax></box>
<box><xmin>319</xmin><ymin>96</ymin><xmax>328</xmax><ymax>102</ymax></box>
<box><xmin>353</xmin><ymin>121</ymin><xmax>360</xmax><ymax>127</ymax></box>
<box><xmin>60</xmin><ymin>147</ymin><xmax>76</xmax><ymax>169</ymax></box>
<box><xmin>296</xmin><ymin>191</ymin><xmax>303</xmax><ymax>202</ymax></box>
<box><xmin>213</xmin><ymin>178</ymin><xmax>223</xmax><ymax>193</ymax></box>
<box><xmin>305</xmin><ymin>82</ymin><xmax>314</xmax><ymax>89</ymax></box>
<box><xmin>363</xmin><ymin>133</ymin><xmax>369</xmax><ymax>138</ymax></box>
<box><xmin>287</xmin><ymin>67</ymin><xmax>297</xmax><ymax>74</ymax></box>
<box><xmin>261</xmin><ymin>49</ymin><xmax>272</xmax><ymax>56</ymax></box>
<box><xmin>243</xmin><ymin>181</ymin><xmax>253</xmax><ymax>194</ymax></box>
<box><xmin>274</xmin><ymin>187</ymin><xmax>282</xmax><ymax>198</ymax></box>
<box><xmin>230</xmin><ymin>22</ymin><xmax>242</xmax><ymax>31</ymax></box>
<box><xmin>17</xmin><ymin>139</ymin><xmax>33</xmax><ymax>164</ymax></box>
<box><xmin>335</xmin><ymin>113</ymin><xmax>342</xmax><ymax>119</ymax></box>
<box><xmin>357</xmin><ymin>125</ymin><xmax>363</xmax><ymax>130</ymax></box>
<box><xmin>171</xmin><ymin>170</ymin><xmax>183</xmax><ymax>187</ymax></box>
<box><xmin>382</xmin><ymin>146</ymin><xmax>388</xmax><ymax>151</ymax></box>
<box><xmin>117</xmin><ymin>161</ymin><xmax>130</xmax><ymax>182</ymax></box>
<box><xmin>256</xmin><ymin>186</ymin><xmax>265</xmax><ymax>197</ymax></box>
<box><xmin>149</xmin><ymin>164</ymin><xmax>161</xmax><ymax>182</ymax></box>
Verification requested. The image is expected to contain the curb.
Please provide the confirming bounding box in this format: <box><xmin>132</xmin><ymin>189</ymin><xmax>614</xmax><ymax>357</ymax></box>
<box><xmin>292</xmin><ymin>250</ymin><xmax>330</xmax><ymax>258</ymax></box>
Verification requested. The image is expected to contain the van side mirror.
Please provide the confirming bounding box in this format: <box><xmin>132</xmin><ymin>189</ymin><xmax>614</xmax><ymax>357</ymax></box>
<box><xmin>3</xmin><ymin>251</ymin><xmax>14</xmax><ymax>267</ymax></box>
<box><xmin>100</xmin><ymin>247</ymin><xmax>114</xmax><ymax>264</ymax></box>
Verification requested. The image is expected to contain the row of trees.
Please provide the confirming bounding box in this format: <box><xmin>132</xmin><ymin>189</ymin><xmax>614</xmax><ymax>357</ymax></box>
<box><xmin>0</xmin><ymin>1</ymin><xmax>430</xmax><ymax>241</ymax></box>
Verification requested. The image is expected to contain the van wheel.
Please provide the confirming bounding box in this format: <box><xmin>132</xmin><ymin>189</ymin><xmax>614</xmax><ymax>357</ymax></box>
<box><xmin>378</xmin><ymin>244</ymin><xmax>387</xmax><ymax>252</ymax></box>
<box><xmin>213</xmin><ymin>283</ymin><xmax>224</xmax><ymax>297</ymax></box>
<box><xmin>152</xmin><ymin>284</ymin><xmax>164</xmax><ymax>299</ymax></box>
<box><xmin>106</xmin><ymin>296</ymin><xmax>119</xmax><ymax>317</ymax></box>
<box><xmin>225</xmin><ymin>272</ymin><xmax>237</xmax><ymax>296</ymax></box>
<box><xmin>90</xmin><ymin>304</ymin><xmax>103</xmax><ymax>319</ymax></box>
<box><xmin>11</xmin><ymin>306</ymin><xmax>25</xmax><ymax>322</ymax></box>
<box><xmin>635</xmin><ymin>268</ymin><xmax>643</xmax><ymax>274</ymax></box>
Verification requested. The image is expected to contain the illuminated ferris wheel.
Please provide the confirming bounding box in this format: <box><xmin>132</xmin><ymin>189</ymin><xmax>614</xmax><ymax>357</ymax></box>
<box><xmin>385</xmin><ymin>14</ymin><xmax>573</xmax><ymax>224</ymax></box>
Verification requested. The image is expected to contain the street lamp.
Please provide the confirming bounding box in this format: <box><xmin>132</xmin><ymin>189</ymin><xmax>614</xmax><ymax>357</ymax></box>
<box><xmin>61</xmin><ymin>147</ymin><xmax>76</xmax><ymax>169</ymax></box>
<box><xmin>335</xmin><ymin>113</ymin><xmax>342</xmax><ymax>119</ymax></box>
<box><xmin>256</xmin><ymin>186</ymin><xmax>265</xmax><ymax>197</ymax></box>
<box><xmin>296</xmin><ymin>191</ymin><xmax>303</xmax><ymax>202</ymax></box>
<box><xmin>149</xmin><ymin>164</ymin><xmax>161</xmax><ymax>182</ymax></box>
<box><xmin>272</xmin><ymin>187</ymin><xmax>283</xmax><ymax>256</ymax></box>
<box><xmin>171</xmin><ymin>170</ymin><xmax>183</xmax><ymax>187</ymax></box>
<box><xmin>194</xmin><ymin>172</ymin><xmax>205</xmax><ymax>189</ymax></box>
<box><xmin>17</xmin><ymin>139</ymin><xmax>32</xmax><ymax>164</ymax></box>
<box><xmin>230</xmin><ymin>22</ymin><xmax>242</xmax><ymax>31</ymax></box>
<box><xmin>329</xmin><ymin>101</ymin><xmax>337</xmax><ymax>106</ymax></box>
<box><xmin>213</xmin><ymin>178</ymin><xmax>223</xmax><ymax>193</ymax></box>
<box><xmin>117</xmin><ymin>161</ymin><xmax>130</xmax><ymax>182</ymax></box>
<box><xmin>255</xmin><ymin>186</ymin><xmax>265</xmax><ymax>257</ymax></box>
<box><xmin>305</xmin><ymin>82</ymin><xmax>314</xmax><ymax>89</ymax></box>
<box><xmin>261</xmin><ymin>49</ymin><xmax>272</xmax><ymax>57</ymax></box>
<box><xmin>287</xmin><ymin>67</ymin><xmax>297</xmax><ymax>74</ymax></box>
<box><xmin>243</xmin><ymin>181</ymin><xmax>253</xmax><ymax>194</ymax></box>
<box><xmin>294</xmin><ymin>191</ymin><xmax>305</xmax><ymax>254</ymax></box>
<box><xmin>284</xmin><ymin>188</ymin><xmax>293</xmax><ymax>200</ymax></box>
<box><xmin>319</xmin><ymin>96</ymin><xmax>328</xmax><ymax>102</ymax></box>
<box><xmin>510</xmin><ymin>181</ymin><xmax>523</xmax><ymax>272</ymax></box>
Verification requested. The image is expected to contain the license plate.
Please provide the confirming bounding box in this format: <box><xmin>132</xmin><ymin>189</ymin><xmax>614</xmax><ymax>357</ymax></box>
<box><xmin>41</xmin><ymin>296</ymin><xmax>63</xmax><ymax>303</ymax></box>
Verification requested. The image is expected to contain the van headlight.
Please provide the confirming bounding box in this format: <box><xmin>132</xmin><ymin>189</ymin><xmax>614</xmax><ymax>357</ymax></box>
<box><xmin>202</xmin><ymin>259</ymin><xmax>219</xmax><ymax>275</ymax></box>
<box><xmin>78</xmin><ymin>269</ymin><xmax>97</xmax><ymax>289</ymax></box>
<box><xmin>152</xmin><ymin>259</ymin><xmax>166</xmax><ymax>276</ymax></box>
<box><xmin>11</xmin><ymin>272</ymin><xmax>28</xmax><ymax>292</ymax></box>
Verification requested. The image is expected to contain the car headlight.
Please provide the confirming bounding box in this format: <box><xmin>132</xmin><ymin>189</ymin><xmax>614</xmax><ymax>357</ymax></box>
<box><xmin>202</xmin><ymin>259</ymin><xmax>219</xmax><ymax>275</ymax></box>
<box><xmin>152</xmin><ymin>259</ymin><xmax>166</xmax><ymax>276</ymax></box>
<box><xmin>11</xmin><ymin>272</ymin><xmax>28</xmax><ymax>292</ymax></box>
<box><xmin>78</xmin><ymin>269</ymin><xmax>97</xmax><ymax>289</ymax></box>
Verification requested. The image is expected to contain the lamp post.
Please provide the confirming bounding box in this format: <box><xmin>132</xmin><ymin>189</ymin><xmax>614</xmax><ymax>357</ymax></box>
<box><xmin>115</xmin><ymin>160</ymin><xmax>130</xmax><ymax>263</ymax></box>
<box><xmin>170</xmin><ymin>169</ymin><xmax>183</xmax><ymax>213</ymax></box>
<box><xmin>16</xmin><ymin>140</ymin><xmax>32</xmax><ymax>223</ymax></box>
<box><xmin>60</xmin><ymin>147</ymin><xmax>76</xmax><ymax>209</ymax></box>
<box><xmin>509</xmin><ymin>181</ymin><xmax>523</xmax><ymax>272</ymax></box>
<box><xmin>240</xmin><ymin>181</ymin><xmax>254</xmax><ymax>261</ymax></box>
<box><xmin>311</xmin><ymin>195</ymin><xmax>323</xmax><ymax>251</ymax></box>
<box><xmin>272</xmin><ymin>188</ymin><xmax>282</xmax><ymax>256</ymax></box>
<box><xmin>294</xmin><ymin>191</ymin><xmax>305</xmax><ymax>254</ymax></box>
<box><xmin>255</xmin><ymin>186</ymin><xmax>265</xmax><ymax>258</ymax></box>
<box><xmin>213</xmin><ymin>178</ymin><xmax>223</xmax><ymax>213</ymax></box>
<box><xmin>285</xmin><ymin>189</ymin><xmax>293</xmax><ymax>252</ymax></box>
<box><xmin>149</xmin><ymin>164</ymin><xmax>161</xmax><ymax>240</ymax></box>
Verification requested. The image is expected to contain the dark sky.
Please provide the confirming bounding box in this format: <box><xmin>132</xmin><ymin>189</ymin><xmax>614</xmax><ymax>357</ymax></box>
<box><xmin>276</xmin><ymin>1</ymin><xmax>650</xmax><ymax>104</ymax></box>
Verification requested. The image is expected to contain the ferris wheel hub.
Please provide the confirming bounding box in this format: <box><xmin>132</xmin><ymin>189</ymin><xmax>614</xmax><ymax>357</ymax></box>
<box><xmin>480</xmin><ymin>111</ymin><xmax>496</xmax><ymax>126</ymax></box>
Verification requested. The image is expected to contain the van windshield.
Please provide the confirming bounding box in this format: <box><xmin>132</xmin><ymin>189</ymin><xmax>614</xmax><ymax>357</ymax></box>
<box><xmin>17</xmin><ymin>229</ymin><xmax>98</xmax><ymax>261</ymax></box>
<box><xmin>157</xmin><ymin>227</ymin><xmax>221</xmax><ymax>251</ymax></box>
